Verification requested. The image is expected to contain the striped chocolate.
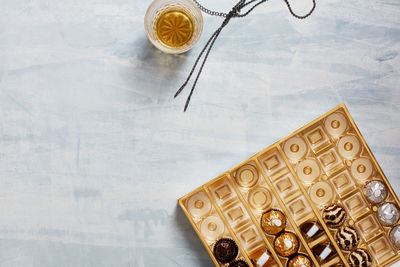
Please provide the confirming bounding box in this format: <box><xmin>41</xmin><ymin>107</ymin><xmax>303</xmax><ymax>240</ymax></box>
<box><xmin>335</xmin><ymin>226</ymin><xmax>359</xmax><ymax>251</ymax></box>
<box><xmin>348</xmin><ymin>248</ymin><xmax>372</xmax><ymax>267</ymax></box>
<box><xmin>322</xmin><ymin>204</ymin><xmax>346</xmax><ymax>228</ymax></box>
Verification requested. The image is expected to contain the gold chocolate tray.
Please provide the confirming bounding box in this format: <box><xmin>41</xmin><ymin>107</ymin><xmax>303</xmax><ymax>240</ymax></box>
<box><xmin>178</xmin><ymin>104</ymin><xmax>400</xmax><ymax>267</ymax></box>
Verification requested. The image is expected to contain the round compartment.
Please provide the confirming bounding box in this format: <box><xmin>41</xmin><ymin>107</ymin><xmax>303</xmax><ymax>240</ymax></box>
<box><xmin>283</xmin><ymin>136</ymin><xmax>308</xmax><ymax>162</ymax></box>
<box><xmin>338</xmin><ymin>135</ymin><xmax>361</xmax><ymax>160</ymax></box>
<box><xmin>350</xmin><ymin>158</ymin><xmax>373</xmax><ymax>181</ymax></box>
<box><xmin>309</xmin><ymin>181</ymin><xmax>334</xmax><ymax>206</ymax></box>
<box><xmin>324</xmin><ymin>112</ymin><xmax>348</xmax><ymax>138</ymax></box>
<box><xmin>248</xmin><ymin>188</ymin><xmax>272</xmax><ymax>212</ymax></box>
<box><xmin>297</xmin><ymin>159</ymin><xmax>321</xmax><ymax>185</ymax></box>
<box><xmin>201</xmin><ymin>215</ymin><xmax>225</xmax><ymax>241</ymax></box>
<box><xmin>235</xmin><ymin>165</ymin><xmax>259</xmax><ymax>188</ymax></box>
<box><xmin>187</xmin><ymin>191</ymin><xmax>212</xmax><ymax>218</ymax></box>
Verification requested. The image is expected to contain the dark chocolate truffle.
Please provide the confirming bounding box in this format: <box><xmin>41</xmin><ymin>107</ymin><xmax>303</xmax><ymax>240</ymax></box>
<box><xmin>261</xmin><ymin>209</ymin><xmax>286</xmax><ymax>235</ymax></box>
<box><xmin>312</xmin><ymin>243</ymin><xmax>336</xmax><ymax>263</ymax></box>
<box><xmin>274</xmin><ymin>232</ymin><xmax>299</xmax><ymax>257</ymax></box>
<box><xmin>287</xmin><ymin>254</ymin><xmax>312</xmax><ymax>267</ymax></box>
<box><xmin>322</xmin><ymin>204</ymin><xmax>346</xmax><ymax>228</ymax></box>
<box><xmin>229</xmin><ymin>260</ymin><xmax>249</xmax><ymax>267</ymax></box>
<box><xmin>300</xmin><ymin>221</ymin><xmax>323</xmax><ymax>240</ymax></box>
<box><xmin>213</xmin><ymin>238</ymin><xmax>238</xmax><ymax>263</ymax></box>
<box><xmin>335</xmin><ymin>226</ymin><xmax>359</xmax><ymax>251</ymax></box>
<box><xmin>348</xmin><ymin>248</ymin><xmax>372</xmax><ymax>267</ymax></box>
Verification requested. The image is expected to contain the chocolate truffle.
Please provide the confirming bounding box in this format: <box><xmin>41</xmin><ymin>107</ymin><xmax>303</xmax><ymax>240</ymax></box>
<box><xmin>363</xmin><ymin>180</ymin><xmax>388</xmax><ymax>204</ymax></box>
<box><xmin>274</xmin><ymin>231</ymin><xmax>299</xmax><ymax>257</ymax></box>
<box><xmin>261</xmin><ymin>209</ymin><xmax>286</xmax><ymax>235</ymax></box>
<box><xmin>229</xmin><ymin>260</ymin><xmax>249</xmax><ymax>267</ymax></box>
<box><xmin>348</xmin><ymin>248</ymin><xmax>372</xmax><ymax>267</ymax></box>
<box><xmin>287</xmin><ymin>254</ymin><xmax>312</xmax><ymax>267</ymax></box>
<box><xmin>312</xmin><ymin>243</ymin><xmax>336</xmax><ymax>263</ymax></box>
<box><xmin>389</xmin><ymin>225</ymin><xmax>400</xmax><ymax>249</ymax></box>
<box><xmin>213</xmin><ymin>238</ymin><xmax>238</xmax><ymax>263</ymax></box>
<box><xmin>377</xmin><ymin>202</ymin><xmax>400</xmax><ymax>226</ymax></box>
<box><xmin>250</xmin><ymin>249</ymin><xmax>274</xmax><ymax>267</ymax></box>
<box><xmin>300</xmin><ymin>221</ymin><xmax>323</xmax><ymax>240</ymax></box>
<box><xmin>322</xmin><ymin>204</ymin><xmax>346</xmax><ymax>228</ymax></box>
<box><xmin>335</xmin><ymin>226</ymin><xmax>359</xmax><ymax>251</ymax></box>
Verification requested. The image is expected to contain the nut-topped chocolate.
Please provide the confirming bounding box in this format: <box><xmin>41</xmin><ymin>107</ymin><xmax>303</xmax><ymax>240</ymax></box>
<box><xmin>322</xmin><ymin>204</ymin><xmax>346</xmax><ymax>228</ymax></box>
<box><xmin>213</xmin><ymin>238</ymin><xmax>238</xmax><ymax>263</ymax></box>
<box><xmin>261</xmin><ymin>209</ymin><xmax>286</xmax><ymax>235</ymax></box>
<box><xmin>335</xmin><ymin>226</ymin><xmax>359</xmax><ymax>251</ymax></box>
<box><xmin>274</xmin><ymin>231</ymin><xmax>299</xmax><ymax>257</ymax></box>
<box><xmin>287</xmin><ymin>254</ymin><xmax>312</xmax><ymax>267</ymax></box>
<box><xmin>348</xmin><ymin>248</ymin><xmax>372</xmax><ymax>267</ymax></box>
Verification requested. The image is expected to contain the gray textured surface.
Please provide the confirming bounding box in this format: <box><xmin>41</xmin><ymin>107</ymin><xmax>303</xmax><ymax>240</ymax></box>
<box><xmin>0</xmin><ymin>0</ymin><xmax>399</xmax><ymax>266</ymax></box>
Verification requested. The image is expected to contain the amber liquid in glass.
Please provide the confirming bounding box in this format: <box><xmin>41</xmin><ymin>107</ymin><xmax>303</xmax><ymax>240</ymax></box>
<box><xmin>155</xmin><ymin>7</ymin><xmax>195</xmax><ymax>48</ymax></box>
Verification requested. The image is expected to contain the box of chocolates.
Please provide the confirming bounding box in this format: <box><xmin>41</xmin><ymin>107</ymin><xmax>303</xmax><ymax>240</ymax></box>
<box><xmin>178</xmin><ymin>104</ymin><xmax>400</xmax><ymax>267</ymax></box>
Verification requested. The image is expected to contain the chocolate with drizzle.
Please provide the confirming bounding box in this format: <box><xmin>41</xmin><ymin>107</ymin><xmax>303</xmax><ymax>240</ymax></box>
<box><xmin>335</xmin><ymin>226</ymin><xmax>359</xmax><ymax>251</ymax></box>
<box><xmin>348</xmin><ymin>248</ymin><xmax>372</xmax><ymax>267</ymax></box>
<box><xmin>322</xmin><ymin>204</ymin><xmax>346</xmax><ymax>228</ymax></box>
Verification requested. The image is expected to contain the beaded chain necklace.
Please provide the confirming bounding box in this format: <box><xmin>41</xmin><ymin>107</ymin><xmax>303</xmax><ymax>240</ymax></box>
<box><xmin>174</xmin><ymin>0</ymin><xmax>316</xmax><ymax>111</ymax></box>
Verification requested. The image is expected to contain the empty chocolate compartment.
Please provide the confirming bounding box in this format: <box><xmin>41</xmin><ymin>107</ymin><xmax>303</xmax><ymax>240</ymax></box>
<box><xmin>178</xmin><ymin>104</ymin><xmax>400</xmax><ymax>267</ymax></box>
<box><xmin>207</xmin><ymin>175</ymin><xmax>279</xmax><ymax>266</ymax></box>
<box><xmin>179</xmin><ymin>189</ymin><xmax>253</xmax><ymax>266</ymax></box>
<box><xmin>279</xmin><ymin>107</ymin><xmax>400</xmax><ymax>266</ymax></box>
<box><xmin>229</xmin><ymin>161</ymin><xmax>313</xmax><ymax>266</ymax></box>
<box><xmin>258</xmin><ymin>146</ymin><xmax>345</xmax><ymax>266</ymax></box>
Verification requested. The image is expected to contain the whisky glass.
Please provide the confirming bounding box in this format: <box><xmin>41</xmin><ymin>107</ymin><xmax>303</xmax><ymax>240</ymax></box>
<box><xmin>144</xmin><ymin>0</ymin><xmax>203</xmax><ymax>54</ymax></box>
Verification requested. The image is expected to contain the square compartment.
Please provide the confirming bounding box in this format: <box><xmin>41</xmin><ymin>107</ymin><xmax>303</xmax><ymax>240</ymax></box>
<box><xmin>317</xmin><ymin>148</ymin><xmax>343</xmax><ymax>175</ymax></box>
<box><xmin>273</xmin><ymin>173</ymin><xmax>300</xmax><ymax>201</ymax></box>
<box><xmin>342</xmin><ymin>191</ymin><xmax>369</xmax><ymax>219</ymax></box>
<box><xmin>258</xmin><ymin>150</ymin><xmax>287</xmax><ymax>177</ymax></box>
<box><xmin>224</xmin><ymin>202</ymin><xmax>250</xmax><ymax>229</ymax></box>
<box><xmin>329</xmin><ymin>170</ymin><xmax>355</xmax><ymax>197</ymax></box>
<box><xmin>368</xmin><ymin>235</ymin><xmax>396</xmax><ymax>264</ymax></box>
<box><xmin>287</xmin><ymin>195</ymin><xmax>312</xmax><ymax>221</ymax></box>
<box><xmin>355</xmin><ymin>214</ymin><xmax>382</xmax><ymax>242</ymax></box>
<box><xmin>303</xmin><ymin>125</ymin><xmax>330</xmax><ymax>153</ymax></box>
<box><xmin>209</xmin><ymin>177</ymin><xmax>236</xmax><ymax>205</ymax></box>
<box><xmin>239</xmin><ymin>225</ymin><xmax>262</xmax><ymax>248</ymax></box>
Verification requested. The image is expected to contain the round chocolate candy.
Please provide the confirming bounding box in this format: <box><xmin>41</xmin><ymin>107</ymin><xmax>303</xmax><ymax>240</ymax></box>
<box><xmin>229</xmin><ymin>260</ymin><xmax>249</xmax><ymax>267</ymax></box>
<box><xmin>213</xmin><ymin>238</ymin><xmax>238</xmax><ymax>263</ymax></box>
<box><xmin>312</xmin><ymin>243</ymin><xmax>336</xmax><ymax>263</ymax></box>
<box><xmin>287</xmin><ymin>254</ymin><xmax>312</xmax><ymax>267</ymax></box>
<box><xmin>377</xmin><ymin>202</ymin><xmax>400</xmax><ymax>226</ymax></box>
<box><xmin>322</xmin><ymin>204</ymin><xmax>346</xmax><ymax>228</ymax></box>
<box><xmin>363</xmin><ymin>180</ymin><xmax>388</xmax><ymax>204</ymax></box>
<box><xmin>348</xmin><ymin>248</ymin><xmax>372</xmax><ymax>267</ymax></box>
<box><xmin>274</xmin><ymin>231</ymin><xmax>299</xmax><ymax>257</ymax></box>
<box><xmin>261</xmin><ymin>209</ymin><xmax>286</xmax><ymax>235</ymax></box>
<box><xmin>335</xmin><ymin>226</ymin><xmax>359</xmax><ymax>251</ymax></box>
<box><xmin>300</xmin><ymin>221</ymin><xmax>323</xmax><ymax>240</ymax></box>
<box><xmin>389</xmin><ymin>225</ymin><xmax>400</xmax><ymax>249</ymax></box>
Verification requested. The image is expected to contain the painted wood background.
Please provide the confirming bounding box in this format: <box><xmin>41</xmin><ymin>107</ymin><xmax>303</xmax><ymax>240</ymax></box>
<box><xmin>0</xmin><ymin>0</ymin><xmax>399</xmax><ymax>266</ymax></box>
